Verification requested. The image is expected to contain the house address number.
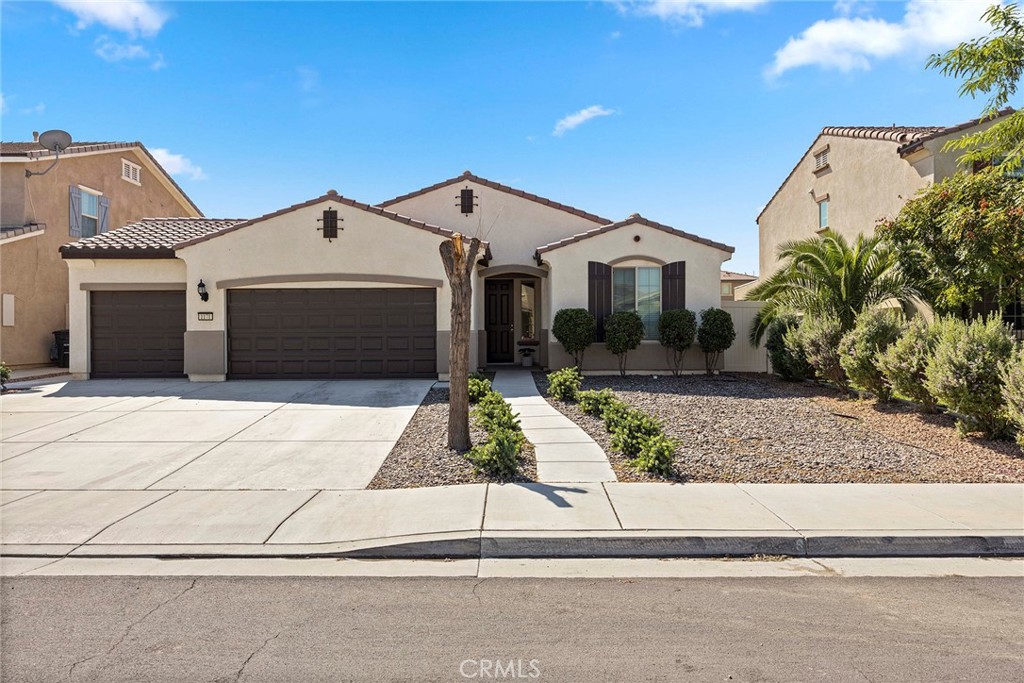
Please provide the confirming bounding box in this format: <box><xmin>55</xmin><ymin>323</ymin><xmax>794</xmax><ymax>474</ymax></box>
<box><xmin>197</xmin><ymin>312</ymin><xmax>214</xmax><ymax>321</ymax></box>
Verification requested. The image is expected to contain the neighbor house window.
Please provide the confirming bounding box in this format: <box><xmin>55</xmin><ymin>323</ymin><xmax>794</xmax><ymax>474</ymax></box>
<box><xmin>721</xmin><ymin>282</ymin><xmax>732</xmax><ymax>296</ymax></box>
<box><xmin>613</xmin><ymin>266</ymin><xmax>661</xmax><ymax>339</ymax></box>
<box><xmin>121</xmin><ymin>159</ymin><xmax>141</xmax><ymax>185</ymax></box>
<box><xmin>818</xmin><ymin>199</ymin><xmax>829</xmax><ymax>230</ymax></box>
<box><xmin>80</xmin><ymin>189</ymin><xmax>100</xmax><ymax>238</ymax></box>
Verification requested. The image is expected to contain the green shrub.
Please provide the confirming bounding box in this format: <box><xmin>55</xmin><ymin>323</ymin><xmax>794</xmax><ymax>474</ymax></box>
<box><xmin>0</xmin><ymin>361</ymin><xmax>9</xmax><ymax>389</ymax></box>
<box><xmin>473</xmin><ymin>391</ymin><xmax>521</xmax><ymax>433</ymax></box>
<box><xmin>635</xmin><ymin>433</ymin><xmax>677</xmax><ymax>477</ymax></box>
<box><xmin>466</xmin><ymin>428</ymin><xmax>521</xmax><ymax>477</ymax></box>
<box><xmin>1000</xmin><ymin>347</ymin><xmax>1024</xmax><ymax>448</ymax></box>
<box><xmin>610</xmin><ymin>410</ymin><xmax>663</xmax><ymax>457</ymax></box>
<box><xmin>578</xmin><ymin>388</ymin><xmax>617</xmax><ymax>416</ymax></box>
<box><xmin>697</xmin><ymin>308</ymin><xmax>736</xmax><ymax>374</ymax></box>
<box><xmin>658</xmin><ymin>308</ymin><xmax>697</xmax><ymax>376</ymax></box>
<box><xmin>876</xmin><ymin>316</ymin><xmax>939</xmax><ymax>411</ymax></box>
<box><xmin>601</xmin><ymin>399</ymin><xmax>631</xmax><ymax>433</ymax></box>
<box><xmin>838</xmin><ymin>308</ymin><xmax>904</xmax><ymax>401</ymax></box>
<box><xmin>547</xmin><ymin>366</ymin><xmax>582</xmax><ymax>402</ymax></box>
<box><xmin>552</xmin><ymin>308</ymin><xmax>596</xmax><ymax>368</ymax></box>
<box><xmin>925</xmin><ymin>316</ymin><xmax>1015</xmax><ymax>439</ymax></box>
<box><xmin>765</xmin><ymin>314</ymin><xmax>813</xmax><ymax>381</ymax></box>
<box><xmin>605</xmin><ymin>310</ymin><xmax>645</xmax><ymax>376</ymax></box>
<box><xmin>467</xmin><ymin>376</ymin><xmax>492</xmax><ymax>404</ymax></box>
<box><xmin>793</xmin><ymin>315</ymin><xmax>847</xmax><ymax>389</ymax></box>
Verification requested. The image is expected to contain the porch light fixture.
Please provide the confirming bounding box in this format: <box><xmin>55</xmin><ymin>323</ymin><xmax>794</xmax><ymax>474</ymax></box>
<box><xmin>25</xmin><ymin>129</ymin><xmax>73</xmax><ymax>178</ymax></box>
<box><xmin>197</xmin><ymin>279</ymin><xmax>209</xmax><ymax>302</ymax></box>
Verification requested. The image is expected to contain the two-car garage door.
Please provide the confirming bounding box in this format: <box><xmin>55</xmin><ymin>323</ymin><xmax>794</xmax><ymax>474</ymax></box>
<box><xmin>226</xmin><ymin>288</ymin><xmax>437</xmax><ymax>379</ymax></box>
<box><xmin>89</xmin><ymin>288</ymin><xmax>437</xmax><ymax>379</ymax></box>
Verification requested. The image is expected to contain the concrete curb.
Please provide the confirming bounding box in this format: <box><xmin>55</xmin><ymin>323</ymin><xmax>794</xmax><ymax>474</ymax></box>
<box><xmin>4</xmin><ymin>532</ymin><xmax>1022</xmax><ymax>560</ymax></box>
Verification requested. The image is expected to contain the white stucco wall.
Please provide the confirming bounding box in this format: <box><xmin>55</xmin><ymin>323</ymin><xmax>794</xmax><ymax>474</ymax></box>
<box><xmin>383</xmin><ymin>180</ymin><xmax>604</xmax><ymax>267</ymax></box>
<box><xmin>65</xmin><ymin>258</ymin><xmax>187</xmax><ymax>377</ymax></box>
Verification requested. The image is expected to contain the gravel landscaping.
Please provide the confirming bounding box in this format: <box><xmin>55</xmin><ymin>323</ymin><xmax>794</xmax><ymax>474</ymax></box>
<box><xmin>535</xmin><ymin>373</ymin><xmax>1024</xmax><ymax>484</ymax></box>
<box><xmin>369</xmin><ymin>386</ymin><xmax>537</xmax><ymax>489</ymax></box>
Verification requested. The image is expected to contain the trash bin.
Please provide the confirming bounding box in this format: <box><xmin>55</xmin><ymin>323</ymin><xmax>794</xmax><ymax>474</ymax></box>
<box><xmin>52</xmin><ymin>329</ymin><xmax>70</xmax><ymax>368</ymax></box>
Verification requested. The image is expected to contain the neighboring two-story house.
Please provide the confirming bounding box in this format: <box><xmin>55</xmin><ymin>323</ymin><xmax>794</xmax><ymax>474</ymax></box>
<box><xmin>0</xmin><ymin>138</ymin><xmax>202</xmax><ymax>368</ymax></box>
<box><xmin>740</xmin><ymin>110</ymin><xmax>1015</xmax><ymax>305</ymax></box>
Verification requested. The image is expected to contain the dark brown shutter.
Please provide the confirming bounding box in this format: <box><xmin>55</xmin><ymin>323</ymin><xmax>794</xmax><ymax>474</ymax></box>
<box><xmin>588</xmin><ymin>261</ymin><xmax>612</xmax><ymax>342</ymax></box>
<box><xmin>662</xmin><ymin>261</ymin><xmax>686</xmax><ymax>310</ymax></box>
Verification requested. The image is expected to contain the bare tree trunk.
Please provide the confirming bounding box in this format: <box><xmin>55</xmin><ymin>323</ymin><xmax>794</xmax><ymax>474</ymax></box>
<box><xmin>440</xmin><ymin>234</ymin><xmax>482</xmax><ymax>451</ymax></box>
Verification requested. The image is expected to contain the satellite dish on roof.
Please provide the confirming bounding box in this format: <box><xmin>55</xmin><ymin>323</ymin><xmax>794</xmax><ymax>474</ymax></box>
<box><xmin>37</xmin><ymin>129</ymin><xmax>72</xmax><ymax>153</ymax></box>
<box><xmin>26</xmin><ymin>129</ymin><xmax>73</xmax><ymax>178</ymax></box>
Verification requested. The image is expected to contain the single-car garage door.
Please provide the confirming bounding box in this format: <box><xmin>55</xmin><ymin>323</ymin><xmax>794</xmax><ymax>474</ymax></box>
<box><xmin>90</xmin><ymin>290</ymin><xmax>186</xmax><ymax>378</ymax></box>
<box><xmin>227</xmin><ymin>288</ymin><xmax>437</xmax><ymax>379</ymax></box>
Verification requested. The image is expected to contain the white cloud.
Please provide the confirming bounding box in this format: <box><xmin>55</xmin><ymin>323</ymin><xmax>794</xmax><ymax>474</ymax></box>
<box><xmin>553</xmin><ymin>105</ymin><xmax>616</xmax><ymax>137</ymax></box>
<box><xmin>150</xmin><ymin>148</ymin><xmax>206</xmax><ymax>180</ymax></box>
<box><xmin>296</xmin><ymin>66</ymin><xmax>319</xmax><ymax>93</ymax></box>
<box><xmin>768</xmin><ymin>0</ymin><xmax>996</xmax><ymax>77</ymax></box>
<box><xmin>53</xmin><ymin>0</ymin><xmax>168</xmax><ymax>37</ymax></box>
<box><xmin>20</xmin><ymin>103</ymin><xmax>46</xmax><ymax>115</ymax></box>
<box><xmin>622</xmin><ymin>0</ymin><xmax>768</xmax><ymax>28</ymax></box>
<box><xmin>0</xmin><ymin>93</ymin><xmax>6</xmax><ymax>115</ymax></box>
<box><xmin>94</xmin><ymin>36</ymin><xmax>165</xmax><ymax>69</ymax></box>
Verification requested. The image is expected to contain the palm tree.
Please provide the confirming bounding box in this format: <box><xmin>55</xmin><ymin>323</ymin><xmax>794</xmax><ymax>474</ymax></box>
<box><xmin>746</xmin><ymin>230</ymin><xmax>925</xmax><ymax>344</ymax></box>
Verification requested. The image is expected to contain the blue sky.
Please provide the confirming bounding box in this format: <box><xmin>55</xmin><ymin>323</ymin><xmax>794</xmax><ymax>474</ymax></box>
<box><xmin>0</xmin><ymin>1</ymin><xmax>1003</xmax><ymax>274</ymax></box>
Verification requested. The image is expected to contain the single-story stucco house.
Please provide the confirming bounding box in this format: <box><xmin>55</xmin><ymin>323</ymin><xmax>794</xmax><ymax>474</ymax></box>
<box><xmin>60</xmin><ymin>172</ymin><xmax>737</xmax><ymax>381</ymax></box>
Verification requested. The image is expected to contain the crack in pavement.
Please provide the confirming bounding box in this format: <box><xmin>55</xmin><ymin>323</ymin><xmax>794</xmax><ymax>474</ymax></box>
<box><xmin>65</xmin><ymin>577</ymin><xmax>199</xmax><ymax>682</ymax></box>
<box><xmin>217</xmin><ymin>628</ymin><xmax>287</xmax><ymax>683</ymax></box>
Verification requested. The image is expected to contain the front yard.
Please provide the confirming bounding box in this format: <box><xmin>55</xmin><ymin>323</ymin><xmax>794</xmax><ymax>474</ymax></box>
<box><xmin>535</xmin><ymin>373</ymin><xmax>1024</xmax><ymax>484</ymax></box>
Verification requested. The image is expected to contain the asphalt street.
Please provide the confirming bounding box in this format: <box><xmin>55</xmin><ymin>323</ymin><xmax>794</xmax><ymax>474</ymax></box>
<box><xmin>2</xmin><ymin>575</ymin><xmax>1022</xmax><ymax>682</ymax></box>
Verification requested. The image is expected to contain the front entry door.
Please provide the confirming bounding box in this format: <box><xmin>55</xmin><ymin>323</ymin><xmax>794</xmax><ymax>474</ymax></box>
<box><xmin>485</xmin><ymin>279</ymin><xmax>514</xmax><ymax>363</ymax></box>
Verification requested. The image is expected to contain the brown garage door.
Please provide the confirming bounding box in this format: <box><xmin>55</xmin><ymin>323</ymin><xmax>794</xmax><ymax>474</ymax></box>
<box><xmin>227</xmin><ymin>288</ymin><xmax>437</xmax><ymax>379</ymax></box>
<box><xmin>90</xmin><ymin>291</ymin><xmax>186</xmax><ymax>378</ymax></box>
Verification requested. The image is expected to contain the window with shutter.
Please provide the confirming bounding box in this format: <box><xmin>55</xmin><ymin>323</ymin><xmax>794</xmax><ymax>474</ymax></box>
<box><xmin>661</xmin><ymin>261</ymin><xmax>686</xmax><ymax>311</ymax></box>
<box><xmin>587</xmin><ymin>261</ymin><xmax>612</xmax><ymax>342</ymax></box>
<box><xmin>613</xmin><ymin>266</ymin><xmax>661</xmax><ymax>339</ymax></box>
<box><xmin>320</xmin><ymin>209</ymin><xmax>338</xmax><ymax>239</ymax></box>
<box><xmin>68</xmin><ymin>186</ymin><xmax>82</xmax><ymax>238</ymax></box>
<box><xmin>98</xmin><ymin>196</ymin><xmax>110</xmax><ymax>233</ymax></box>
<box><xmin>460</xmin><ymin>188</ymin><xmax>475</xmax><ymax>214</ymax></box>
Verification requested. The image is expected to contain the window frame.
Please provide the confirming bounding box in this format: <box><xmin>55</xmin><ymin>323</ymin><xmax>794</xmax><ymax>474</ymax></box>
<box><xmin>611</xmin><ymin>264</ymin><xmax>662</xmax><ymax>340</ymax></box>
<box><xmin>79</xmin><ymin>186</ymin><xmax>101</xmax><ymax>238</ymax></box>
<box><xmin>817</xmin><ymin>197</ymin><xmax>829</xmax><ymax>230</ymax></box>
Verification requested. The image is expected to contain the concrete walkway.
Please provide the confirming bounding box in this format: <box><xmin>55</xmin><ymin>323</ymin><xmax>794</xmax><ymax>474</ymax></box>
<box><xmin>491</xmin><ymin>370</ymin><xmax>616</xmax><ymax>483</ymax></box>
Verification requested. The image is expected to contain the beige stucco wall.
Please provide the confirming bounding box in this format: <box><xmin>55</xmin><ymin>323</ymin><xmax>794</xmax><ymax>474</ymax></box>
<box><xmin>755</xmin><ymin>135</ymin><xmax>932</xmax><ymax>282</ymax></box>
<box><xmin>540</xmin><ymin>222</ymin><xmax>731</xmax><ymax>372</ymax></box>
<box><xmin>174</xmin><ymin>199</ymin><xmax>459</xmax><ymax>379</ymax></box>
<box><xmin>383</xmin><ymin>180</ymin><xmax>604</xmax><ymax>267</ymax></box>
<box><xmin>1</xmin><ymin>150</ymin><xmax>198</xmax><ymax>367</ymax></box>
<box><xmin>66</xmin><ymin>258</ymin><xmax>187</xmax><ymax>378</ymax></box>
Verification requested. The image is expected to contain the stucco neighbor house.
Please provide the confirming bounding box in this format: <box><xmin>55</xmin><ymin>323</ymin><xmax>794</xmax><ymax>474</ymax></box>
<box><xmin>0</xmin><ymin>138</ymin><xmax>202</xmax><ymax>368</ymax></box>
<box><xmin>737</xmin><ymin>109</ymin><xmax>1016</xmax><ymax>302</ymax></box>
<box><xmin>59</xmin><ymin>171</ymin><xmax>736</xmax><ymax>381</ymax></box>
<box><xmin>720</xmin><ymin>271</ymin><xmax>756</xmax><ymax>302</ymax></box>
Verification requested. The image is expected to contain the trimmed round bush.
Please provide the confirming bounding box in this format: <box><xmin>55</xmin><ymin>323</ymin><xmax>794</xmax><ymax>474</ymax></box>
<box><xmin>925</xmin><ymin>315</ymin><xmax>1015</xmax><ymax>439</ymax></box>
<box><xmin>838</xmin><ymin>308</ymin><xmax>904</xmax><ymax>401</ymax></box>
<box><xmin>765</xmin><ymin>314</ymin><xmax>813</xmax><ymax>381</ymax></box>
<box><xmin>877</xmin><ymin>315</ymin><xmax>938</xmax><ymax>411</ymax></box>
<box><xmin>635</xmin><ymin>433</ymin><xmax>677</xmax><ymax>477</ymax></box>
<box><xmin>793</xmin><ymin>314</ymin><xmax>846</xmax><ymax>389</ymax></box>
<box><xmin>605</xmin><ymin>310</ymin><xmax>645</xmax><ymax>377</ymax></box>
<box><xmin>658</xmin><ymin>308</ymin><xmax>697</xmax><ymax>376</ymax></box>
<box><xmin>1000</xmin><ymin>347</ymin><xmax>1024</xmax><ymax>448</ymax></box>
<box><xmin>552</xmin><ymin>308</ymin><xmax>596</xmax><ymax>368</ymax></box>
<box><xmin>546</xmin><ymin>366</ymin><xmax>582</xmax><ymax>402</ymax></box>
<box><xmin>697</xmin><ymin>308</ymin><xmax>736</xmax><ymax>374</ymax></box>
<box><xmin>578</xmin><ymin>388</ymin><xmax>617</xmax><ymax>416</ymax></box>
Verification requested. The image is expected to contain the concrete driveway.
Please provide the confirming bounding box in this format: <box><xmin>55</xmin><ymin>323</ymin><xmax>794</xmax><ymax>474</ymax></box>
<box><xmin>2</xmin><ymin>378</ymin><xmax>432</xmax><ymax>493</ymax></box>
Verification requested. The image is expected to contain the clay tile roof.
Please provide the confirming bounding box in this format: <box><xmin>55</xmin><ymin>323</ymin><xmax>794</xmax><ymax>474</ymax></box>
<box><xmin>60</xmin><ymin>218</ymin><xmax>246</xmax><ymax>259</ymax></box>
<box><xmin>377</xmin><ymin>171</ymin><xmax>612</xmax><ymax>225</ymax></box>
<box><xmin>818</xmin><ymin>125</ymin><xmax>944</xmax><ymax>144</ymax></box>
<box><xmin>0</xmin><ymin>223</ymin><xmax>46</xmax><ymax>242</ymax></box>
<box><xmin>721</xmin><ymin>270</ymin><xmax>756</xmax><ymax>281</ymax></box>
<box><xmin>897</xmin><ymin>107</ymin><xmax>1015</xmax><ymax>156</ymax></box>
<box><xmin>535</xmin><ymin>214</ymin><xmax>734</xmax><ymax>259</ymax></box>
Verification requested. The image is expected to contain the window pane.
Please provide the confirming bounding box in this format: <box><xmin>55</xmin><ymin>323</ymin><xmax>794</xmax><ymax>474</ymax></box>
<box><xmin>81</xmin><ymin>191</ymin><xmax>98</xmax><ymax>218</ymax></box>
<box><xmin>613</xmin><ymin>268</ymin><xmax>635</xmax><ymax>312</ymax></box>
<box><xmin>520</xmin><ymin>281</ymin><xmax>536</xmax><ymax>339</ymax></box>
<box><xmin>81</xmin><ymin>216</ymin><xmax>98</xmax><ymax>238</ymax></box>
<box><xmin>637</xmin><ymin>267</ymin><xmax>661</xmax><ymax>339</ymax></box>
<box><xmin>722</xmin><ymin>282</ymin><xmax>732</xmax><ymax>295</ymax></box>
<box><xmin>818</xmin><ymin>200</ymin><xmax>828</xmax><ymax>228</ymax></box>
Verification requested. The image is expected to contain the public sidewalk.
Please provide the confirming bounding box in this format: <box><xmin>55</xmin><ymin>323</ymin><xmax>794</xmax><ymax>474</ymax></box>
<box><xmin>491</xmin><ymin>370</ymin><xmax>615</xmax><ymax>483</ymax></box>
<box><xmin>2</xmin><ymin>482</ymin><xmax>1021</xmax><ymax>560</ymax></box>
